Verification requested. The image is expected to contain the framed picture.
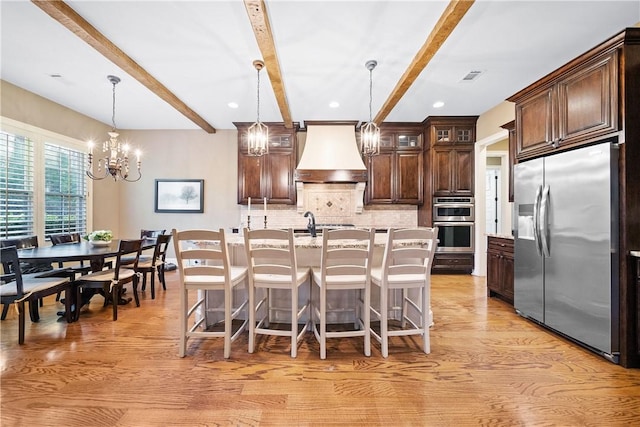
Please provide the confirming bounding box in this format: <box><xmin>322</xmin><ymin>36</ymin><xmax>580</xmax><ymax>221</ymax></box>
<box><xmin>155</xmin><ymin>179</ymin><xmax>204</xmax><ymax>213</ymax></box>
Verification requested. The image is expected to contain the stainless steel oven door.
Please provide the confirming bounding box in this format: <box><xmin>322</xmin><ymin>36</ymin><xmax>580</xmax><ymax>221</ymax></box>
<box><xmin>433</xmin><ymin>203</ymin><xmax>475</xmax><ymax>222</ymax></box>
<box><xmin>434</xmin><ymin>222</ymin><xmax>474</xmax><ymax>252</ymax></box>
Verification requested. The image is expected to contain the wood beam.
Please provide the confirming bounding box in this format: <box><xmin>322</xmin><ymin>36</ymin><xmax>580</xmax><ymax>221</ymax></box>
<box><xmin>244</xmin><ymin>0</ymin><xmax>293</xmax><ymax>129</ymax></box>
<box><xmin>31</xmin><ymin>0</ymin><xmax>217</xmax><ymax>133</ymax></box>
<box><xmin>374</xmin><ymin>0</ymin><xmax>475</xmax><ymax>124</ymax></box>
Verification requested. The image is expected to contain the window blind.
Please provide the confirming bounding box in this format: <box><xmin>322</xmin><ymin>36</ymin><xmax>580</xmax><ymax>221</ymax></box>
<box><xmin>44</xmin><ymin>142</ymin><xmax>87</xmax><ymax>236</ymax></box>
<box><xmin>0</xmin><ymin>132</ymin><xmax>35</xmax><ymax>238</ymax></box>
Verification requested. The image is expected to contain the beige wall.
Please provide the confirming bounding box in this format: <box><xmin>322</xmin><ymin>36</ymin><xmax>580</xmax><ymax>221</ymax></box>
<box><xmin>476</xmin><ymin>101</ymin><xmax>515</xmax><ymax>141</ymax></box>
<box><xmin>120</xmin><ymin>129</ymin><xmax>241</xmax><ymax>239</ymax></box>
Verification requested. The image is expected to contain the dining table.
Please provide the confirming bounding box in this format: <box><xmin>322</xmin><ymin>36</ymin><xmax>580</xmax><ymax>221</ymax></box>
<box><xmin>15</xmin><ymin>238</ymin><xmax>158</xmax><ymax>319</ymax></box>
<box><xmin>16</xmin><ymin>238</ymin><xmax>157</xmax><ymax>272</ymax></box>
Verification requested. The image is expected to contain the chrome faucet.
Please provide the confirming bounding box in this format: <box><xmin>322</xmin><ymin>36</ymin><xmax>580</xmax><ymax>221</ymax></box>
<box><xmin>304</xmin><ymin>211</ymin><xmax>317</xmax><ymax>237</ymax></box>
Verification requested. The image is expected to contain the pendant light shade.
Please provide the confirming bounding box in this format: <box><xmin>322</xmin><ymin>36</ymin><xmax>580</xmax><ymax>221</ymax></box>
<box><xmin>248</xmin><ymin>59</ymin><xmax>269</xmax><ymax>156</ymax></box>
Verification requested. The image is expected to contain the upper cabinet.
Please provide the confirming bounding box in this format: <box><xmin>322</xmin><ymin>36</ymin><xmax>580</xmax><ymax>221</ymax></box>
<box><xmin>235</xmin><ymin>122</ymin><xmax>299</xmax><ymax>205</ymax></box>
<box><xmin>509</xmin><ymin>45</ymin><xmax>618</xmax><ymax>160</ymax></box>
<box><xmin>366</xmin><ymin>124</ymin><xmax>423</xmax><ymax>205</ymax></box>
<box><xmin>424</xmin><ymin>116</ymin><xmax>478</xmax><ymax>197</ymax></box>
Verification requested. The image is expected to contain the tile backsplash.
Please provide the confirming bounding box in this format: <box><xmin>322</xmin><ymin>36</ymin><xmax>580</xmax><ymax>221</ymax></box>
<box><xmin>241</xmin><ymin>203</ymin><xmax>417</xmax><ymax>231</ymax></box>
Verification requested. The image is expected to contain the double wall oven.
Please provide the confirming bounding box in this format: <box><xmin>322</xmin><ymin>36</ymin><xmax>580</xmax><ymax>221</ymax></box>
<box><xmin>433</xmin><ymin>196</ymin><xmax>474</xmax><ymax>253</ymax></box>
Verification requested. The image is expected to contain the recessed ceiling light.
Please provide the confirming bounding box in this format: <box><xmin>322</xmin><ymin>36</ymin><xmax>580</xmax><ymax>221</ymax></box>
<box><xmin>329</xmin><ymin>101</ymin><xmax>340</xmax><ymax>108</ymax></box>
<box><xmin>433</xmin><ymin>101</ymin><xmax>445</xmax><ymax>108</ymax></box>
<box><xmin>228</xmin><ymin>102</ymin><xmax>239</xmax><ymax>109</ymax></box>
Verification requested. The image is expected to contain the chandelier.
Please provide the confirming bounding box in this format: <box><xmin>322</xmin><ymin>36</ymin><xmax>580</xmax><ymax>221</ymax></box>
<box><xmin>361</xmin><ymin>60</ymin><xmax>380</xmax><ymax>156</ymax></box>
<box><xmin>86</xmin><ymin>75</ymin><xmax>141</xmax><ymax>182</ymax></box>
<box><xmin>247</xmin><ymin>60</ymin><xmax>269</xmax><ymax>156</ymax></box>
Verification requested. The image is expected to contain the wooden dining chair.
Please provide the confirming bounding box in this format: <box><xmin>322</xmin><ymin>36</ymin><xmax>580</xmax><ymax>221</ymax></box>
<box><xmin>0</xmin><ymin>246</ymin><xmax>73</xmax><ymax>344</ymax></box>
<box><xmin>370</xmin><ymin>227</ymin><xmax>438</xmax><ymax>358</ymax></box>
<box><xmin>310</xmin><ymin>228</ymin><xmax>375</xmax><ymax>359</ymax></box>
<box><xmin>124</xmin><ymin>234</ymin><xmax>171</xmax><ymax>299</ymax></box>
<box><xmin>244</xmin><ymin>228</ymin><xmax>311</xmax><ymax>358</ymax></box>
<box><xmin>0</xmin><ymin>235</ymin><xmax>73</xmax><ymax>319</ymax></box>
<box><xmin>172</xmin><ymin>228</ymin><xmax>249</xmax><ymax>358</ymax></box>
<box><xmin>72</xmin><ymin>239</ymin><xmax>143</xmax><ymax>321</ymax></box>
<box><xmin>49</xmin><ymin>232</ymin><xmax>94</xmax><ymax>275</ymax></box>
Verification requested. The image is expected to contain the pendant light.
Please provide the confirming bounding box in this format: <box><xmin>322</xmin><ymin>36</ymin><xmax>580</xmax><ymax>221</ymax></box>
<box><xmin>247</xmin><ymin>59</ymin><xmax>269</xmax><ymax>156</ymax></box>
<box><xmin>86</xmin><ymin>75</ymin><xmax>141</xmax><ymax>182</ymax></box>
<box><xmin>361</xmin><ymin>60</ymin><xmax>380</xmax><ymax>156</ymax></box>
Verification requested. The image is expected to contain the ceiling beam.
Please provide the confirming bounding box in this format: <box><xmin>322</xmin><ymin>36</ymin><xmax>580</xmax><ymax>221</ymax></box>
<box><xmin>374</xmin><ymin>0</ymin><xmax>475</xmax><ymax>124</ymax></box>
<box><xmin>31</xmin><ymin>0</ymin><xmax>217</xmax><ymax>134</ymax></box>
<box><xmin>244</xmin><ymin>0</ymin><xmax>294</xmax><ymax>129</ymax></box>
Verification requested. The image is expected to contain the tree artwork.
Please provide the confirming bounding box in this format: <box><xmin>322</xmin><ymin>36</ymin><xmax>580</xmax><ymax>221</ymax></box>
<box><xmin>180</xmin><ymin>185</ymin><xmax>198</xmax><ymax>204</ymax></box>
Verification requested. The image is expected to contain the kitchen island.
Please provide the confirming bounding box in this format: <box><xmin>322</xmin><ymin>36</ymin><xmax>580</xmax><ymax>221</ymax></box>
<box><xmin>198</xmin><ymin>233</ymin><xmax>433</xmax><ymax>328</ymax></box>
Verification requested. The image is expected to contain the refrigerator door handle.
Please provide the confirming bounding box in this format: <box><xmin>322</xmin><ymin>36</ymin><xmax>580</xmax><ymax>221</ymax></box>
<box><xmin>533</xmin><ymin>185</ymin><xmax>543</xmax><ymax>256</ymax></box>
<box><xmin>540</xmin><ymin>184</ymin><xmax>551</xmax><ymax>257</ymax></box>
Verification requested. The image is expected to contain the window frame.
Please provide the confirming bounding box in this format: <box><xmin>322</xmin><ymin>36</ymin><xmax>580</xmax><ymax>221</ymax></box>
<box><xmin>1</xmin><ymin>116</ymin><xmax>93</xmax><ymax>243</ymax></box>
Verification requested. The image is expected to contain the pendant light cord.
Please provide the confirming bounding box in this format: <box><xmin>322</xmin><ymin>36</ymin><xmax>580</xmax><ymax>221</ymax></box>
<box><xmin>368</xmin><ymin>68</ymin><xmax>373</xmax><ymax>123</ymax></box>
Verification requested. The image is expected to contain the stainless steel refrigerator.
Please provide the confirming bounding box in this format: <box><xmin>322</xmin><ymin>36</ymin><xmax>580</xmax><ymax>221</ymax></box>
<box><xmin>513</xmin><ymin>140</ymin><xmax>619</xmax><ymax>363</ymax></box>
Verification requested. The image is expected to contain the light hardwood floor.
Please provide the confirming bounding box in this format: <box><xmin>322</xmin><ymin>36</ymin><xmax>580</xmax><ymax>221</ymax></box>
<box><xmin>1</xmin><ymin>272</ymin><xmax>639</xmax><ymax>426</ymax></box>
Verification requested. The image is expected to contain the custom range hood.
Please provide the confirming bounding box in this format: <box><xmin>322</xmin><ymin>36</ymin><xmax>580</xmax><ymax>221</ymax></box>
<box><xmin>294</xmin><ymin>122</ymin><xmax>367</xmax><ymax>214</ymax></box>
<box><xmin>295</xmin><ymin>123</ymin><xmax>367</xmax><ymax>183</ymax></box>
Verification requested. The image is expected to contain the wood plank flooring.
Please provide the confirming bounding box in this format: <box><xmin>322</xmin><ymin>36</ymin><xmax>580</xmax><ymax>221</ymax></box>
<box><xmin>2</xmin><ymin>272</ymin><xmax>639</xmax><ymax>426</ymax></box>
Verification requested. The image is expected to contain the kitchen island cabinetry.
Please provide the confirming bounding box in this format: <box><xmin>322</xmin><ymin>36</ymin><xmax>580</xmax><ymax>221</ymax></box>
<box><xmin>366</xmin><ymin>124</ymin><xmax>423</xmax><ymax>205</ymax></box>
<box><xmin>486</xmin><ymin>235</ymin><xmax>514</xmax><ymax>304</ymax></box>
<box><xmin>235</xmin><ymin>122</ymin><xmax>299</xmax><ymax>205</ymax></box>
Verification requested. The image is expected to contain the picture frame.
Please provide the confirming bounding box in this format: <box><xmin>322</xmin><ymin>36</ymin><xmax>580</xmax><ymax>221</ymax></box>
<box><xmin>154</xmin><ymin>179</ymin><xmax>204</xmax><ymax>213</ymax></box>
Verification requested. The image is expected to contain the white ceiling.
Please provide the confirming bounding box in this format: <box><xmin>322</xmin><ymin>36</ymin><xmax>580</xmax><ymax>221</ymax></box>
<box><xmin>1</xmin><ymin>1</ymin><xmax>639</xmax><ymax>131</ymax></box>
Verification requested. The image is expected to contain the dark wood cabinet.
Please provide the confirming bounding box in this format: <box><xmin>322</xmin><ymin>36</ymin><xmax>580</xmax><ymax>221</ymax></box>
<box><xmin>425</xmin><ymin>117</ymin><xmax>478</xmax><ymax>197</ymax></box>
<box><xmin>235</xmin><ymin>122</ymin><xmax>298</xmax><ymax>205</ymax></box>
<box><xmin>635</xmin><ymin>256</ymin><xmax>640</xmax><ymax>356</ymax></box>
<box><xmin>366</xmin><ymin>124</ymin><xmax>423</xmax><ymax>205</ymax></box>
<box><xmin>431</xmin><ymin>253</ymin><xmax>474</xmax><ymax>274</ymax></box>
<box><xmin>487</xmin><ymin>236</ymin><xmax>514</xmax><ymax>304</ymax></box>
<box><xmin>432</xmin><ymin>145</ymin><xmax>474</xmax><ymax>196</ymax></box>
<box><xmin>510</xmin><ymin>48</ymin><xmax>618</xmax><ymax>161</ymax></box>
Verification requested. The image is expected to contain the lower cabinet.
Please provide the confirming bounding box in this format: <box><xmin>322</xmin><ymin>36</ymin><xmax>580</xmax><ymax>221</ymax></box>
<box><xmin>486</xmin><ymin>236</ymin><xmax>514</xmax><ymax>304</ymax></box>
<box><xmin>635</xmin><ymin>256</ymin><xmax>640</xmax><ymax>357</ymax></box>
<box><xmin>432</xmin><ymin>253</ymin><xmax>474</xmax><ymax>274</ymax></box>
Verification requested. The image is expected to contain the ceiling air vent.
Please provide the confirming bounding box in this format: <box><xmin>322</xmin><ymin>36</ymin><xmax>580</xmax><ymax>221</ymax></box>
<box><xmin>461</xmin><ymin>70</ymin><xmax>483</xmax><ymax>82</ymax></box>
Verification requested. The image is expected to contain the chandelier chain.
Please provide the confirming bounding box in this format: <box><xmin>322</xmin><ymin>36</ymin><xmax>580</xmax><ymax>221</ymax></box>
<box><xmin>111</xmin><ymin>79</ymin><xmax>117</xmax><ymax>131</ymax></box>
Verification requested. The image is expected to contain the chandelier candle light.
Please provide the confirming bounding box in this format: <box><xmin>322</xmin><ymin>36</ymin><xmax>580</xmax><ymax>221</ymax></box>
<box><xmin>361</xmin><ymin>60</ymin><xmax>381</xmax><ymax>156</ymax></box>
<box><xmin>247</xmin><ymin>60</ymin><xmax>269</xmax><ymax>156</ymax></box>
<box><xmin>86</xmin><ymin>75</ymin><xmax>142</xmax><ymax>182</ymax></box>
